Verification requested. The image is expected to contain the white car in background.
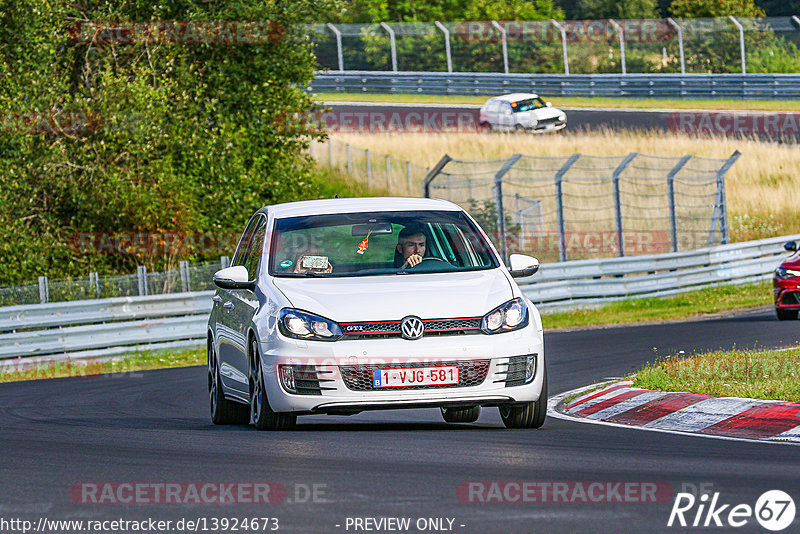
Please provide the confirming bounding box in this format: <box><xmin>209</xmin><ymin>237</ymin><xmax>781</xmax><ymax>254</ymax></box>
<box><xmin>479</xmin><ymin>93</ymin><xmax>567</xmax><ymax>133</ymax></box>
<box><xmin>207</xmin><ymin>197</ymin><xmax>547</xmax><ymax>431</ymax></box>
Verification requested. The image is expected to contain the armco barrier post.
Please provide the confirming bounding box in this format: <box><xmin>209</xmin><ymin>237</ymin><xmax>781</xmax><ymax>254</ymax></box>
<box><xmin>554</xmin><ymin>154</ymin><xmax>581</xmax><ymax>262</ymax></box>
<box><xmin>666</xmin><ymin>155</ymin><xmax>693</xmax><ymax>252</ymax></box>
<box><xmin>493</xmin><ymin>154</ymin><xmax>523</xmax><ymax>264</ymax></box>
<box><xmin>347</xmin><ymin>144</ymin><xmax>352</xmax><ymax>173</ymax></box>
<box><xmin>38</xmin><ymin>276</ymin><xmax>49</xmax><ymax>304</ymax></box>
<box><xmin>137</xmin><ymin>265</ymin><xmax>148</xmax><ymax>296</ymax></box>
<box><xmin>612</xmin><ymin>153</ymin><xmax>637</xmax><ymax>257</ymax></box>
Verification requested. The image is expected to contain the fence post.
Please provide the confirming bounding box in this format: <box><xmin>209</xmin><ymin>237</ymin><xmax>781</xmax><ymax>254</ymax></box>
<box><xmin>347</xmin><ymin>144</ymin><xmax>352</xmax><ymax>173</ymax></box>
<box><xmin>729</xmin><ymin>16</ymin><xmax>746</xmax><ymax>75</ymax></box>
<box><xmin>434</xmin><ymin>21</ymin><xmax>452</xmax><ymax>73</ymax></box>
<box><xmin>179</xmin><ymin>260</ymin><xmax>190</xmax><ymax>292</ymax></box>
<box><xmin>89</xmin><ymin>272</ymin><xmax>100</xmax><ymax>297</ymax></box>
<box><xmin>612</xmin><ymin>153</ymin><xmax>638</xmax><ymax>257</ymax></box>
<box><xmin>406</xmin><ymin>161</ymin><xmax>412</xmax><ymax>195</ymax></box>
<box><xmin>379</xmin><ymin>22</ymin><xmax>398</xmax><ymax>72</ymax></box>
<box><xmin>422</xmin><ymin>155</ymin><xmax>453</xmax><ymax>197</ymax></box>
<box><xmin>551</xmin><ymin>20</ymin><xmax>569</xmax><ymax>75</ymax></box>
<box><xmin>309</xmin><ymin>141</ymin><xmax>314</xmax><ymax>159</ymax></box>
<box><xmin>220</xmin><ymin>256</ymin><xmax>230</xmax><ymax>269</ymax></box>
<box><xmin>137</xmin><ymin>265</ymin><xmax>148</xmax><ymax>296</ymax></box>
<box><xmin>493</xmin><ymin>154</ymin><xmax>523</xmax><ymax>265</ymax></box>
<box><xmin>385</xmin><ymin>155</ymin><xmax>392</xmax><ymax>192</ymax></box>
<box><xmin>667</xmin><ymin>18</ymin><xmax>685</xmax><ymax>75</ymax></box>
<box><xmin>328</xmin><ymin>137</ymin><xmax>333</xmax><ymax>167</ymax></box>
<box><xmin>491</xmin><ymin>21</ymin><xmax>509</xmax><ymax>74</ymax></box>
<box><xmin>326</xmin><ymin>23</ymin><xmax>344</xmax><ymax>71</ymax></box>
<box><xmin>609</xmin><ymin>19</ymin><xmax>626</xmax><ymax>75</ymax></box>
<box><xmin>366</xmin><ymin>149</ymin><xmax>372</xmax><ymax>187</ymax></box>
<box><xmin>38</xmin><ymin>276</ymin><xmax>49</xmax><ymax>304</ymax></box>
<box><xmin>716</xmin><ymin>151</ymin><xmax>741</xmax><ymax>245</ymax></box>
<box><xmin>666</xmin><ymin>155</ymin><xmax>693</xmax><ymax>252</ymax></box>
<box><xmin>554</xmin><ymin>154</ymin><xmax>581</xmax><ymax>262</ymax></box>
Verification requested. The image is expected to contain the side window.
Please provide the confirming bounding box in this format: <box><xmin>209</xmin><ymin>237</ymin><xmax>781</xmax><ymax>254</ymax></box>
<box><xmin>232</xmin><ymin>216</ymin><xmax>259</xmax><ymax>267</ymax></box>
<box><xmin>243</xmin><ymin>219</ymin><xmax>267</xmax><ymax>280</ymax></box>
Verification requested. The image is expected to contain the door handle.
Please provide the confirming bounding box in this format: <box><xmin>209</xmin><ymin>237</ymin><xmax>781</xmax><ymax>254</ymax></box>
<box><xmin>212</xmin><ymin>295</ymin><xmax>222</xmax><ymax>304</ymax></box>
<box><xmin>223</xmin><ymin>301</ymin><xmax>235</xmax><ymax>311</ymax></box>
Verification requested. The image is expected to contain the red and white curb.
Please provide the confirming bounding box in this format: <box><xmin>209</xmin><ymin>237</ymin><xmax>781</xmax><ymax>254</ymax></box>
<box><xmin>549</xmin><ymin>380</ymin><xmax>800</xmax><ymax>445</ymax></box>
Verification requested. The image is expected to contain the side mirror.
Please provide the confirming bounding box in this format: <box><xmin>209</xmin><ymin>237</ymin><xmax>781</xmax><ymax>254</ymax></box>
<box><xmin>546</xmin><ymin>101</ymin><xmax>552</xmax><ymax>107</ymax></box>
<box><xmin>508</xmin><ymin>254</ymin><xmax>539</xmax><ymax>278</ymax></box>
<box><xmin>784</xmin><ymin>241</ymin><xmax>797</xmax><ymax>252</ymax></box>
<box><xmin>213</xmin><ymin>265</ymin><xmax>255</xmax><ymax>290</ymax></box>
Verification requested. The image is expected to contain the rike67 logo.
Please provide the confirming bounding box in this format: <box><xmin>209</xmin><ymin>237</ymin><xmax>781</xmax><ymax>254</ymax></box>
<box><xmin>668</xmin><ymin>490</ymin><xmax>796</xmax><ymax>531</ymax></box>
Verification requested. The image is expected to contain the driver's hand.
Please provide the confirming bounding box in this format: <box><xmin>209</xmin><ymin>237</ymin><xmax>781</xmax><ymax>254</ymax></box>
<box><xmin>402</xmin><ymin>254</ymin><xmax>423</xmax><ymax>268</ymax></box>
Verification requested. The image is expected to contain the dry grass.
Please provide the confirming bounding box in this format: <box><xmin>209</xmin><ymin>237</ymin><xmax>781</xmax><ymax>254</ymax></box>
<box><xmin>330</xmin><ymin>130</ymin><xmax>800</xmax><ymax>241</ymax></box>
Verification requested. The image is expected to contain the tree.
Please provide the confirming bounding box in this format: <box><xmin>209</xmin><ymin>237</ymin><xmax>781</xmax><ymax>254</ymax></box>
<box><xmin>575</xmin><ymin>0</ymin><xmax>659</xmax><ymax>19</ymax></box>
<box><xmin>669</xmin><ymin>0</ymin><xmax>765</xmax><ymax>17</ymax></box>
<box><xmin>0</xmin><ymin>0</ymin><xmax>338</xmax><ymax>283</ymax></box>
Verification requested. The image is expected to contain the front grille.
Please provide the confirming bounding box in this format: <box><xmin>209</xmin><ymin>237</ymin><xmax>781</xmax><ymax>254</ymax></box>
<box><xmin>535</xmin><ymin>117</ymin><xmax>562</xmax><ymax>127</ymax></box>
<box><xmin>340</xmin><ymin>317</ymin><xmax>482</xmax><ymax>339</ymax></box>
<box><xmin>287</xmin><ymin>365</ymin><xmax>336</xmax><ymax>395</ymax></box>
<box><xmin>780</xmin><ymin>291</ymin><xmax>800</xmax><ymax>305</ymax></box>
<box><xmin>339</xmin><ymin>359</ymin><xmax>490</xmax><ymax>391</ymax></box>
<box><xmin>494</xmin><ymin>355</ymin><xmax>535</xmax><ymax>388</ymax></box>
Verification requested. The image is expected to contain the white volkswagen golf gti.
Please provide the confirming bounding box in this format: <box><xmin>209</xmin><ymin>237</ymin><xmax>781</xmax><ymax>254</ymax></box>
<box><xmin>207</xmin><ymin>197</ymin><xmax>546</xmax><ymax>430</ymax></box>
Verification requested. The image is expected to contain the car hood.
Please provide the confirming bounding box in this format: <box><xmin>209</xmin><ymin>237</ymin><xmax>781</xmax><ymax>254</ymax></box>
<box><xmin>272</xmin><ymin>270</ymin><xmax>513</xmax><ymax>321</ymax></box>
<box><xmin>517</xmin><ymin>108</ymin><xmax>563</xmax><ymax>121</ymax></box>
<box><xmin>780</xmin><ymin>253</ymin><xmax>800</xmax><ymax>269</ymax></box>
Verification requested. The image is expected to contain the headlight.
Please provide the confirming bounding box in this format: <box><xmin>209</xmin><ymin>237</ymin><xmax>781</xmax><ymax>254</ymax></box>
<box><xmin>278</xmin><ymin>308</ymin><xmax>342</xmax><ymax>341</ymax></box>
<box><xmin>776</xmin><ymin>268</ymin><xmax>800</xmax><ymax>280</ymax></box>
<box><xmin>481</xmin><ymin>298</ymin><xmax>529</xmax><ymax>334</ymax></box>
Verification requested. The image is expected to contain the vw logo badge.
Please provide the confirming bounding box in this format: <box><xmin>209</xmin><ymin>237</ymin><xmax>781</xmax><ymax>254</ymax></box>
<box><xmin>400</xmin><ymin>316</ymin><xmax>424</xmax><ymax>340</ymax></box>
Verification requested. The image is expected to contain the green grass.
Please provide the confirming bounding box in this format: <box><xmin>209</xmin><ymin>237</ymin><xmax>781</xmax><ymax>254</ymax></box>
<box><xmin>633</xmin><ymin>346</ymin><xmax>800</xmax><ymax>402</ymax></box>
<box><xmin>0</xmin><ymin>346</ymin><xmax>205</xmax><ymax>383</ymax></box>
<box><xmin>542</xmin><ymin>280</ymin><xmax>772</xmax><ymax>329</ymax></box>
<box><xmin>313</xmin><ymin>92</ymin><xmax>800</xmax><ymax>112</ymax></box>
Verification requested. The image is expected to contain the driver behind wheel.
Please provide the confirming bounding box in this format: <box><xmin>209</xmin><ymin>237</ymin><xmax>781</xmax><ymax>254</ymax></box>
<box><xmin>394</xmin><ymin>225</ymin><xmax>427</xmax><ymax>268</ymax></box>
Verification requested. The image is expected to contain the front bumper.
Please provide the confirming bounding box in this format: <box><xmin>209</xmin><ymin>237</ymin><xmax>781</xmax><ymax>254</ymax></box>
<box><xmin>774</xmin><ymin>278</ymin><xmax>800</xmax><ymax>309</ymax></box>
<box><xmin>260</xmin><ymin>324</ymin><xmax>544</xmax><ymax>414</ymax></box>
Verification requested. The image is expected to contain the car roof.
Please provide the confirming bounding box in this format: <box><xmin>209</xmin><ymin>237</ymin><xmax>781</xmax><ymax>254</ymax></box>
<box><xmin>492</xmin><ymin>93</ymin><xmax>540</xmax><ymax>102</ymax></box>
<box><xmin>261</xmin><ymin>197</ymin><xmax>463</xmax><ymax>218</ymax></box>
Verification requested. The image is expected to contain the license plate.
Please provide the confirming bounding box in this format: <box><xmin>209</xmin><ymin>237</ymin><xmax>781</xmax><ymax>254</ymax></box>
<box><xmin>372</xmin><ymin>365</ymin><xmax>459</xmax><ymax>388</ymax></box>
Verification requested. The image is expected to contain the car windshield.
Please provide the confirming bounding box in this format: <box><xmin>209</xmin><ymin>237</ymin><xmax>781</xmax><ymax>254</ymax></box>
<box><xmin>269</xmin><ymin>210</ymin><xmax>498</xmax><ymax>277</ymax></box>
<box><xmin>512</xmin><ymin>98</ymin><xmax>546</xmax><ymax>112</ymax></box>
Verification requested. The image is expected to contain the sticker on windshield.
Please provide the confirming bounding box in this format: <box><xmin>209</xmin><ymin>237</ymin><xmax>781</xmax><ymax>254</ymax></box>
<box><xmin>280</xmin><ymin>259</ymin><xmax>293</xmax><ymax>268</ymax></box>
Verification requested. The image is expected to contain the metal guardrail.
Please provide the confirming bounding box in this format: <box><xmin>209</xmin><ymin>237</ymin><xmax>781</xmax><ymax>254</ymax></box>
<box><xmin>1</xmin><ymin>235</ymin><xmax>794</xmax><ymax>365</ymax></box>
<box><xmin>311</xmin><ymin>72</ymin><xmax>800</xmax><ymax>99</ymax></box>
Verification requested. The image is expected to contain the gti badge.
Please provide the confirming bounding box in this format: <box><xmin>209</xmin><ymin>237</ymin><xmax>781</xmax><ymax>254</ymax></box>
<box><xmin>400</xmin><ymin>316</ymin><xmax>424</xmax><ymax>340</ymax></box>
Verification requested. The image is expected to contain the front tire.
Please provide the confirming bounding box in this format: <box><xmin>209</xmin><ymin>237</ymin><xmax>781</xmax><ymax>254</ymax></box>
<box><xmin>249</xmin><ymin>339</ymin><xmax>296</xmax><ymax>431</ymax></box>
<box><xmin>208</xmin><ymin>341</ymin><xmax>250</xmax><ymax>425</ymax></box>
<box><xmin>499</xmin><ymin>364</ymin><xmax>547</xmax><ymax>429</ymax></box>
<box><xmin>777</xmin><ymin>308</ymin><xmax>798</xmax><ymax>321</ymax></box>
<box><xmin>441</xmin><ymin>406</ymin><xmax>481</xmax><ymax>423</ymax></box>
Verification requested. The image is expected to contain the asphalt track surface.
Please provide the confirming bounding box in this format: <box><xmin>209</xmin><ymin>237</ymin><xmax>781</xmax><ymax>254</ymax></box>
<box><xmin>2</xmin><ymin>307</ymin><xmax>800</xmax><ymax>534</ymax></box>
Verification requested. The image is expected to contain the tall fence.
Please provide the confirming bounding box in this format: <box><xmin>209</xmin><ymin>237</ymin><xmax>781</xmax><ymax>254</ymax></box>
<box><xmin>310</xmin><ymin>137</ymin><xmax>431</xmax><ymax>195</ymax></box>
<box><xmin>309</xmin><ymin>17</ymin><xmax>800</xmax><ymax>76</ymax></box>
<box><xmin>422</xmin><ymin>151</ymin><xmax>740</xmax><ymax>263</ymax></box>
<box><xmin>2</xmin><ymin>258</ymin><xmax>230</xmax><ymax>307</ymax></box>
